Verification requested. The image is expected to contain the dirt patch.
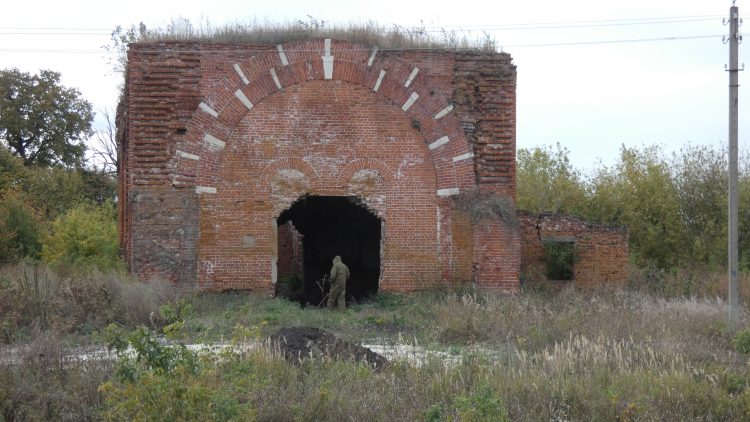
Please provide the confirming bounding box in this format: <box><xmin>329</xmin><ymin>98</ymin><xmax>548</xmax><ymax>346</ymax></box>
<box><xmin>269</xmin><ymin>327</ymin><xmax>387</xmax><ymax>368</ymax></box>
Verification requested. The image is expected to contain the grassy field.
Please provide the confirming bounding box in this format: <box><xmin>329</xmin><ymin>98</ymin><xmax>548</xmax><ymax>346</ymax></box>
<box><xmin>2</xmin><ymin>263</ymin><xmax>750</xmax><ymax>420</ymax></box>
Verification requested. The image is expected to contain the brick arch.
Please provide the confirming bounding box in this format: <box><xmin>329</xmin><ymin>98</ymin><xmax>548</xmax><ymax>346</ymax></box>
<box><xmin>336</xmin><ymin>157</ymin><xmax>395</xmax><ymax>187</ymax></box>
<box><xmin>177</xmin><ymin>38</ymin><xmax>476</xmax><ymax>196</ymax></box>
<box><xmin>259</xmin><ymin>157</ymin><xmax>322</xmax><ymax>192</ymax></box>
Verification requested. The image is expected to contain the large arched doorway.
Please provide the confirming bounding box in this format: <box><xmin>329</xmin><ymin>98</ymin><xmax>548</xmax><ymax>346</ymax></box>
<box><xmin>276</xmin><ymin>195</ymin><xmax>382</xmax><ymax>305</ymax></box>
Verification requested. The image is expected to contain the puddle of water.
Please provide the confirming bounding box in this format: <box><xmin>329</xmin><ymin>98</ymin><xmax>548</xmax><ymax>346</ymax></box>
<box><xmin>2</xmin><ymin>340</ymin><xmax>477</xmax><ymax>367</ymax></box>
<box><xmin>363</xmin><ymin>343</ymin><xmax>462</xmax><ymax>366</ymax></box>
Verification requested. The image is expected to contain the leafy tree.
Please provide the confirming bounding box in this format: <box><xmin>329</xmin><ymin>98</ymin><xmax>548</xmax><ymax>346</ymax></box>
<box><xmin>1</xmin><ymin>144</ymin><xmax>116</xmax><ymax>221</ymax></box>
<box><xmin>671</xmin><ymin>145</ymin><xmax>727</xmax><ymax>268</ymax></box>
<box><xmin>0</xmin><ymin>68</ymin><xmax>93</xmax><ymax>167</ymax></box>
<box><xmin>582</xmin><ymin>164</ymin><xmax>623</xmax><ymax>224</ymax></box>
<box><xmin>0</xmin><ymin>191</ymin><xmax>43</xmax><ymax>263</ymax></box>
<box><xmin>516</xmin><ymin>143</ymin><xmax>587</xmax><ymax>214</ymax></box>
<box><xmin>0</xmin><ymin>144</ymin><xmax>29</xmax><ymax>194</ymax></box>
<box><xmin>738</xmin><ymin>151</ymin><xmax>750</xmax><ymax>270</ymax></box>
<box><xmin>595</xmin><ymin>145</ymin><xmax>685</xmax><ymax>268</ymax></box>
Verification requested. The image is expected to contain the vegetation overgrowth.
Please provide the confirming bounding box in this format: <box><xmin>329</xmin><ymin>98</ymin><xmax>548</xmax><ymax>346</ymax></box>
<box><xmin>109</xmin><ymin>17</ymin><xmax>497</xmax><ymax>57</ymax></box>
<box><xmin>2</xmin><ymin>264</ymin><xmax>750</xmax><ymax>420</ymax></box>
<box><xmin>518</xmin><ymin>143</ymin><xmax>750</xmax><ymax>271</ymax></box>
<box><xmin>0</xmin><ymin>146</ymin><xmax>117</xmax><ymax>267</ymax></box>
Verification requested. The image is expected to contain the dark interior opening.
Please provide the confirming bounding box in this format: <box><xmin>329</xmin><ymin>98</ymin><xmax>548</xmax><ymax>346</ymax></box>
<box><xmin>276</xmin><ymin>196</ymin><xmax>381</xmax><ymax>306</ymax></box>
<box><xmin>543</xmin><ymin>240</ymin><xmax>576</xmax><ymax>281</ymax></box>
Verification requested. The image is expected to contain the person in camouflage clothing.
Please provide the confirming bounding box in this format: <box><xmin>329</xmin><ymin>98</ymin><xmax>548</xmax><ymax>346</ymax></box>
<box><xmin>327</xmin><ymin>255</ymin><xmax>350</xmax><ymax>310</ymax></box>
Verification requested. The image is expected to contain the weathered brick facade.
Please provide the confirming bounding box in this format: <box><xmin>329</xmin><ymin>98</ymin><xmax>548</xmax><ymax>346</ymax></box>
<box><xmin>119</xmin><ymin>39</ymin><xmax>521</xmax><ymax>293</ymax></box>
<box><xmin>518</xmin><ymin>211</ymin><xmax>629</xmax><ymax>287</ymax></box>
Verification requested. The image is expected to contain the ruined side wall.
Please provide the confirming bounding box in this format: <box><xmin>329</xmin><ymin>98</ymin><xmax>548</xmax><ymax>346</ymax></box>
<box><xmin>473</xmin><ymin>216</ymin><xmax>521</xmax><ymax>291</ymax></box>
<box><xmin>277</xmin><ymin>221</ymin><xmax>303</xmax><ymax>280</ymax></box>
<box><xmin>454</xmin><ymin>53</ymin><xmax>519</xmax><ymax>287</ymax></box>
<box><xmin>454</xmin><ymin>53</ymin><xmax>516</xmax><ymax>198</ymax></box>
<box><xmin>519</xmin><ymin>211</ymin><xmax>629</xmax><ymax>287</ymax></box>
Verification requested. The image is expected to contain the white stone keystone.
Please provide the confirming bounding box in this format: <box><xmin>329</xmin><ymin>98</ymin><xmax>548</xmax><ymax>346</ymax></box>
<box><xmin>198</xmin><ymin>102</ymin><xmax>218</xmax><ymax>118</ymax></box>
<box><xmin>322</xmin><ymin>56</ymin><xmax>334</xmax><ymax>80</ymax></box>
<box><xmin>452</xmin><ymin>152</ymin><xmax>474</xmax><ymax>162</ymax></box>
<box><xmin>405</xmin><ymin>67</ymin><xmax>419</xmax><ymax>87</ymax></box>
<box><xmin>367</xmin><ymin>47</ymin><xmax>378</xmax><ymax>67</ymax></box>
<box><xmin>402</xmin><ymin>92</ymin><xmax>419</xmax><ymax>111</ymax></box>
<box><xmin>322</xmin><ymin>39</ymin><xmax>334</xmax><ymax>79</ymax></box>
<box><xmin>203</xmin><ymin>134</ymin><xmax>225</xmax><ymax>150</ymax></box>
<box><xmin>276</xmin><ymin>44</ymin><xmax>289</xmax><ymax>66</ymax></box>
<box><xmin>434</xmin><ymin>104</ymin><xmax>454</xmax><ymax>120</ymax></box>
<box><xmin>196</xmin><ymin>186</ymin><xmax>217</xmax><ymax>194</ymax></box>
<box><xmin>176</xmin><ymin>150</ymin><xmax>199</xmax><ymax>160</ymax></box>
<box><xmin>233</xmin><ymin>63</ymin><xmax>249</xmax><ymax>84</ymax></box>
<box><xmin>373</xmin><ymin>70</ymin><xmax>386</xmax><ymax>92</ymax></box>
<box><xmin>437</xmin><ymin>188</ymin><xmax>460</xmax><ymax>197</ymax></box>
<box><xmin>270</xmin><ymin>68</ymin><xmax>283</xmax><ymax>90</ymax></box>
<box><xmin>235</xmin><ymin>89</ymin><xmax>254</xmax><ymax>110</ymax></box>
<box><xmin>428</xmin><ymin>136</ymin><xmax>449</xmax><ymax>150</ymax></box>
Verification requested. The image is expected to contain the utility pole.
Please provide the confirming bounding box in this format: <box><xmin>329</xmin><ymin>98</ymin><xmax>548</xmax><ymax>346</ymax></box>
<box><xmin>727</xmin><ymin>1</ymin><xmax>741</xmax><ymax>325</ymax></box>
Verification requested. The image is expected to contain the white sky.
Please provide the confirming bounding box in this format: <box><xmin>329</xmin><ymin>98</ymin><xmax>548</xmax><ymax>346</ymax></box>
<box><xmin>0</xmin><ymin>0</ymin><xmax>745</xmax><ymax>172</ymax></box>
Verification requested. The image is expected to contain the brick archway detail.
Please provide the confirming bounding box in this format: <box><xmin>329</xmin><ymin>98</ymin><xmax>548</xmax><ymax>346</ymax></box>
<box><xmin>259</xmin><ymin>157</ymin><xmax>322</xmax><ymax>192</ymax></box>
<box><xmin>174</xmin><ymin>39</ymin><xmax>475</xmax><ymax>196</ymax></box>
<box><xmin>336</xmin><ymin>157</ymin><xmax>395</xmax><ymax>187</ymax></box>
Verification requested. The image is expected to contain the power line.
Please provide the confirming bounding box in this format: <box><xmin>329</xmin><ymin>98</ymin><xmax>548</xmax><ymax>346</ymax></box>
<box><xmin>0</xmin><ymin>14</ymin><xmax>730</xmax><ymax>35</ymax></box>
<box><xmin>425</xmin><ymin>17</ymin><xmax>722</xmax><ymax>32</ymax></box>
<box><xmin>0</xmin><ymin>26</ymin><xmax>112</xmax><ymax>31</ymax></box>
<box><xmin>501</xmin><ymin>34</ymin><xmax>723</xmax><ymax>48</ymax></box>
<box><xmin>0</xmin><ymin>32</ymin><xmax>111</xmax><ymax>36</ymax></box>
<box><xmin>423</xmin><ymin>14</ymin><xmax>726</xmax><ymax>28</ymax></box>
<box><xmin>0</xmin><ymin>33</ymin><xmax>725</xmax><ymax>54</ymax></box>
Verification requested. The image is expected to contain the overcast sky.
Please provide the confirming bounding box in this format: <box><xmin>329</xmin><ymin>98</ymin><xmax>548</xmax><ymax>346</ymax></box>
<box><xmin>0</xmin><ymin>0</ymin><xmax>745</xmax><ymax>172</ymax></box>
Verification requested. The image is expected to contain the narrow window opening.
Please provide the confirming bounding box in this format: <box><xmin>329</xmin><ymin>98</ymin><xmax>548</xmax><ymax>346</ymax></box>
<box><xmin>543</xmin><ymin>240</ymin><xmax>576</xmax><ymax>281</ymax></box>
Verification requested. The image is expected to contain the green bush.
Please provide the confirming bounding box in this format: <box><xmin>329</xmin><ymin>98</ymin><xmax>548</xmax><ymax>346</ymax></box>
<box><xmin>733</xmin><ymin>327</ymin><xmax>750</xmax><ymax>354</ymax></box>
<box><xmin>0</xmin><ymin>191</ymin><xmax>43</xmax><ymax>262</ymax></box>
<box><xmin>100</xmin><ymin>327</ymin><xmax>252</xmax><ymax>421</ymax></box>
<box><xmin>453</xmin><ymin>383</ymin><xmax>509</xmax><ymax>422</ymax></box>
<box><xmin>159</xmin><ymin>298</ymin><xmax>195</xmax><ymax>324</ymax></box>
<box><xmin>41</xmin><ymin>201</ymin><xmax>121</xmax><ymax>271</ymax></box>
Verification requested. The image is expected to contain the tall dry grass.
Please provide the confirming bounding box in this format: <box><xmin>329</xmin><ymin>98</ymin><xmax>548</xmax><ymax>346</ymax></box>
<box><xmin>128</xmin><ymin>17</ymin><xmax>497</xmax><ymax>51</ymax></box>
<box><xmin>3</xmin><ymin>265</ymin><xmax>750</xmax><ymax>420</ymax></box>
<box><xmin>0</xmin><ymin>262</ymin><xmax>177</xmax><ymax>343</ymax></box>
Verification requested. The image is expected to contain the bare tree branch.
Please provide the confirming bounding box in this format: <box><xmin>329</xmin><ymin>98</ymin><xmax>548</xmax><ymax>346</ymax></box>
<box><xmin>92</xmin><ymin>108</ymin><xmax>118</xmax><ymax>175</ymax></box>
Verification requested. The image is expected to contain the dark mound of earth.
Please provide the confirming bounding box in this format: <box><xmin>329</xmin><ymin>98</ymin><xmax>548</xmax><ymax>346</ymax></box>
<box><xmin>269</xmin><ymin>327</ymin><xmax>387</xmax><ymax>368</ymax></box>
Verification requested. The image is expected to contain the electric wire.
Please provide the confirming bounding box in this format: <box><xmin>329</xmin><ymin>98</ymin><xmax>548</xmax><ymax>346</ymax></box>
<box><xmin>0</xmin><ymin>33</ymin><xmax>727</xmax><ymax>54</ymax></box>
<box><xmin>0</xmin><ymin>14</ymin><xmax>733</xmax><ymax>54</ymax></box>
<box><xmin>0</xmin><ymin>14</ymin><xmax>731</xmax><ymax>35</ymax></box>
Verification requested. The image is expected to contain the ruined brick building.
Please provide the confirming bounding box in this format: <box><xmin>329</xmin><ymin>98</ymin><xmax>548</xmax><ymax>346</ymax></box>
<box><xmin>118</xmin><ymin>38</ymin><xmax>628</xmax><ymax>298</ymax></box>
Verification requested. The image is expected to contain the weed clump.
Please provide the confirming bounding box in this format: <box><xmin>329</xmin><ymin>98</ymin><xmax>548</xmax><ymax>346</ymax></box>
<box><xmin>454</xmin><ymin>189</ymin><xmax>519</xmax><ymax>228</ymax></box>
<box><xmin>732</xmin><ymin>327</ymin><xmax>750</xmax><ymax>354</ymax></box>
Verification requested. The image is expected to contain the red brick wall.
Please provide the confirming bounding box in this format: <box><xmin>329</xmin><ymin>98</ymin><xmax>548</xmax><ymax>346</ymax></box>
<box><xmin>119</xmin><ymin>39</ymin><xmax>518</xmax><ymax>291</ymax></box>
<box><xmin>277</xmin><ymin>221</ymin><xmax>303</xmax><ymax>280</ymax></box>
<box><xmin>519</xmin><ymin>211</ymin><xmax>629</xmax><ymax>287</ymax></box>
